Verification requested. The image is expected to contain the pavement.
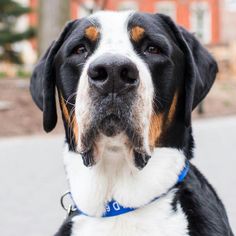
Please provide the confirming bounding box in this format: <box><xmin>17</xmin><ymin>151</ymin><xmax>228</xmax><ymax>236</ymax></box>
<box><xmin>0</xmin><ymin>116</ymin><xmax>236</xmax><ymax>236</ymax></box>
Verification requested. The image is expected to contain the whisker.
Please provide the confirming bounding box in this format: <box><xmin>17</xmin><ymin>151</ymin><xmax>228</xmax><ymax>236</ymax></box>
<box><xmin>76</xmin><ymin>62</ymin><xmax>86</xmax><ymax>67</ymax></box>
<box><xmin>63</xmin><ymin>92</ymin><xmax>77</xmax><ymax>106</ymax></box>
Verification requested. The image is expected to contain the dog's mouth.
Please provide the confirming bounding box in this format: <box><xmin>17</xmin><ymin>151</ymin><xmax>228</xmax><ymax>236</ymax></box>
<box><xmin>78</xmin><ymin>95</ymin><xmax>151</xmax><ymax>169</ymax></box>
<box><xmin>90</xmin><ymin>94</ymin><xmax>130</xmax><ymax>137</ymax></box>
<box><xmin>98</xmin><ymin>114</ymin><xmax>123</xmax><ymax>137</ymax></box>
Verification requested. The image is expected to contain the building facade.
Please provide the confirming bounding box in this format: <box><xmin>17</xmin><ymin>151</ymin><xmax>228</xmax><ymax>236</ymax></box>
<box><xmin>219</xmin><ymin>0</ymin><xmax>236</xmax><ymax>44</ymax></box>
<box><xmin>70</xmin><ymin>0</ymin><xmax>220</xmax><ymax>45</ymax></box>
<box><xmin>13</xmin><ymin>0</ymin><xmax>236</xmax><ymax>65</ymax></box>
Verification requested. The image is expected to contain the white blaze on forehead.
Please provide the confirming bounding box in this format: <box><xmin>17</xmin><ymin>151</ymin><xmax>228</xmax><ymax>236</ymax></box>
<box><xmin>90</xmin><ymin>11</ymin><xmax>134</xmax><ymax>54</ymax></box>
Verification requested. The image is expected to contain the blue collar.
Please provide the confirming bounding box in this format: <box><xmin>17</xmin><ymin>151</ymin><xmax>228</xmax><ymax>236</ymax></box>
<box><xmin>66</xmin><ymin>160</ymin><xmax>190</xmax><ymax>218</ymax></box>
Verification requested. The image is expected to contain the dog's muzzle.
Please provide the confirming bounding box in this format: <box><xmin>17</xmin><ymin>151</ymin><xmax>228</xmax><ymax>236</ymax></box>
<box><xmin>88</xmin><ymin>53</ymin><xmax>140</xmax><ymax>137</ymax></box>
<box><xmin>80</xmin><ymin>54</ymin><xmax>150</xmax><ymax>169</ymax></box>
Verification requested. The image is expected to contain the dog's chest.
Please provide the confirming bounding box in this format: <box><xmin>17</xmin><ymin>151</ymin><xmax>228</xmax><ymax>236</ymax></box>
<box><xmin>70</xmin><ymin>194</ymin><xmax>189</xmax><ymax>236</ymax></box>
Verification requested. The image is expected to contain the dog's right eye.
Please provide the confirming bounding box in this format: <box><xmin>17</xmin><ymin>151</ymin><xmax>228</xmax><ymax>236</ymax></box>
<box><xmin>145</xmin><ymin>45</ymin><xmax>161</xmax><ymax>55</ymax></box>
<box><xmin>76</xmin><ymin>45</ymin><xmax>87</xmax><ymax>55</ymax></box>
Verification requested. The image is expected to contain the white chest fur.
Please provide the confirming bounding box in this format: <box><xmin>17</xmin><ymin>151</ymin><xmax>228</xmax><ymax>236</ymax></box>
<box><xmin>63</xmin><ymin>135</ymin><xmax>189</xmax><ymax>236</ymax></box>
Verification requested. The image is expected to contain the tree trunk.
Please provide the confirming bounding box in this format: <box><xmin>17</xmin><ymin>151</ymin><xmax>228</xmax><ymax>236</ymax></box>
<box><xmin>38</xmin><ymin>0</ymin><xmax>70</xmax><ymax>56</ymax></box>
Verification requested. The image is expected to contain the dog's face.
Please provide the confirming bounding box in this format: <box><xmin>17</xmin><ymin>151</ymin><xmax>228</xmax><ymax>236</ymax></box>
<box><xmin>30</xmin><ymin>11</ymin><xmax>217</xmax><ymax>169</ymax></box>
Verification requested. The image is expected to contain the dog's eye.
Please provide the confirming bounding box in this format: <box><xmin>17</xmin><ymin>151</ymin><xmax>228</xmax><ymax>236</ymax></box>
<box><xmin>76</xmin><ymin>45</ymin><xmax>87</xmax><ymax>55</ymax></box>
<box><xmin>145</xmin><ymin>45</ymin><xmax>160</xmax><ymax>54</ymax></box>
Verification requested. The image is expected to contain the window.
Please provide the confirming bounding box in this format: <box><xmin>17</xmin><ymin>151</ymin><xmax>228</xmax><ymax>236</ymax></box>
<box><xmin>118</xmin><ymin>1</ymin><xmax>138</xmax><ymax>11</ymax></box>
<box><xmin>155</xmin><ymin>1</ymin><xmax>176</xmax><ymax>20</ymax></box>
<box><xmin>225</xmin><ymin>0</ymin><xmax>236</xmax><ymax>11</ymax></box>
<box><xmin>190</xmin><ymin>2</ymin><xmax>211</xmax><ymax>44</ymax></box>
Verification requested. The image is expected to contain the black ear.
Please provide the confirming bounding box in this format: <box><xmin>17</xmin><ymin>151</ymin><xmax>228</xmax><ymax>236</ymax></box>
<box><xmin>158</xmin><ymin>14</ymin><xmax>218</xmax><ymax>127</ymax></box>
<box><xmin>30</xmin><ymin>20</ymin><xmax>76</xmax><ymax>132</ymax></box>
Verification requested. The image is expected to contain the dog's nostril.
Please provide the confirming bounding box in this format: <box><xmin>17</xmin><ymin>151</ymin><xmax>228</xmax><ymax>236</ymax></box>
<box><xmin>120</xmin><ymin>67</ymin><xmax>128</xmax><ymax>79</ymax></box>
<box><xmin>120</xmin><ymin>67</ymin><xmax>138</xmax><ymax>85</ymax></box>
<box><xmin>89</xmin><ymin>66</ymin><xmax>108</xmax><ymax>82</ymax></box>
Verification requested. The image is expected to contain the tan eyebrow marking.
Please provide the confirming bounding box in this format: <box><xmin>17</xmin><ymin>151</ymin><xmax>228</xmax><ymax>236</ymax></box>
<box><xmin>85</xmin><ymin>26</ymin><xmax>99</xmax><ymax>41</ymax></box>
<box><xmin>131</xmin><ymin>26</ymin><xmax>145</xmax><ymax>42</ymax></box>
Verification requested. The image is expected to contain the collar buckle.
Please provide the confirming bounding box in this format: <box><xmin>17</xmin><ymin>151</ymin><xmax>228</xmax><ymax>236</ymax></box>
<box><xmin>60</xmin><ymin>191</ymin><xmax>77</xmax><ymax>217</ymax></box>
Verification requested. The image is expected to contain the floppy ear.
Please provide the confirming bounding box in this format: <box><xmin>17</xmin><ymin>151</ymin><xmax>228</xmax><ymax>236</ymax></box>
<box><xmin>30</xmin><ymin>20</ymin><xmax>76</xmax><ymax>132</ymax></box>
<box><xmin>158</xmin><ymin>14</ymin><xmax>218</xmax><ymax>127</ymax></box>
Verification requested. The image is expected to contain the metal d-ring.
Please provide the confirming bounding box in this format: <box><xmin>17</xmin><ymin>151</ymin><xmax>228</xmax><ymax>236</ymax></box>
<box><xmin>60</xmin><ymin>191</ymin><xmax>77</xmax><ymax>216</ymax></box>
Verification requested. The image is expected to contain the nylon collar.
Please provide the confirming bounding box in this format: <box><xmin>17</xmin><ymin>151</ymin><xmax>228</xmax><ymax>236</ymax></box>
<box><xmin>61</xmin><ymin>160</ymin><xmax>190</xmax><ymax>218</ymax></box>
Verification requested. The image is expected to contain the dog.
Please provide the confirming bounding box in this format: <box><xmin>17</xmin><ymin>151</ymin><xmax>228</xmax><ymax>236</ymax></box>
<box><xmin>30</xmin><ymin>11</ymin><xmax>234</xmax><ymax>236</ymax></box>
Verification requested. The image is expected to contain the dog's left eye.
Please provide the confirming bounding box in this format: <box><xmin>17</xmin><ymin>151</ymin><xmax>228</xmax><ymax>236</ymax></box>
<box><xmin>145</xmin><ymin>45</ymin><xmax>160</xmax><ymax>54</ymax></box>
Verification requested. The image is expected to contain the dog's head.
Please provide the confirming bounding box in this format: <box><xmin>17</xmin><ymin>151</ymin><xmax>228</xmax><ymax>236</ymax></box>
<box><xmin>30</xmin><ymin>11</ymin><xmax>217</xmax><ymax>169</ymax></box>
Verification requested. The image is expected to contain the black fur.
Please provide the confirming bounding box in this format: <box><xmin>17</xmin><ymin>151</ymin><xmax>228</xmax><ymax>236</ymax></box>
<box><xmin>80</xmin><ymin>149</ymin><xmax>95</xmax><ymax>167</ymax></box>
<box><xmin>134</xmin><ymin>150</ymin><xmax>151</xmax><ymax>169</ymax></box>
<box><xmin>30</xmin><ymin>20</ymin><xmax>78</xmax><ymax>132</ymax></box>
<box><xmin>54</xmin><ymin>212</ymin><xmax>77</xmax><ymax>236</ymax></box>
<box><xmin>176</xmin><ymin>164</ymin><xmax>234</xmax><ymax>236</ymax></box>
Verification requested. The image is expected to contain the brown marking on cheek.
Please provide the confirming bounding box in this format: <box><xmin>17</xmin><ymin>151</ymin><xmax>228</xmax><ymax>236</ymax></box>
<box><xmin>71</xmin><ymin>115</ymin><xmax>79</xmax><ymax>145</ymax></box>
<box><xmin>167</xmin><ymin>93</ymin><xmax>178</xmax><ymax>123</ymax></box>
<box><xmin>131</xmin><ymin>26</ymin><xmax>145</xmax><ymax>42</ymax></box>
<box><xmin>149</xmin><ymin>114</ymin><xmax>163</xmax><ymax>149</ymax></box>
<box><xmin>60</xmin><ymin>95</ymin><xmax>70</xmax><ymax>123</ymax></box>
<box><xmin>85</xmin><ymin>26</ymin><xmax>99</xmax><ymax>41</ymax></box>
<box><xmin>60</xmin><ymin>95</ymin><xmax>79</xmax><ymax>144</ymax></box>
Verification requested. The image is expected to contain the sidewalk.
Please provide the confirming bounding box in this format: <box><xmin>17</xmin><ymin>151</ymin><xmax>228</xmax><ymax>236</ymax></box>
<box><xmin>0</xmin><ymin>116</ymin><xmax>236</xmax><ymax>236</ymax></box>
<box><xmin>0</xmin><ymin>135</ymin><xmax>66</xmax><ymax>236</ymax></box>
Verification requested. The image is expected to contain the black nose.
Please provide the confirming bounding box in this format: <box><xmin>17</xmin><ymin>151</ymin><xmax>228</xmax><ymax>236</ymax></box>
<box><xmin>88</xmin><ymin>53</ymin><xmax>139</xmax><ymax>94</ymax></box>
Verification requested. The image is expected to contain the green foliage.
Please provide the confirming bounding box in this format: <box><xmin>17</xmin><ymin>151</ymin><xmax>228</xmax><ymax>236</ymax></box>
<box><xmin>0</xmin><ymin>0</ymin><xmax>32</xmax><ymax>19</ymax></box>
<box><xmin>17</xmin><ymin>67</ymin><xmax>31</xmax><ymax>78</ymax></box>
<box><xmin>0</xmin><ymin>0</ymin><xmax>36</xmax><ymax>64</ymax></box>
<box><xmin>0</xmin><ymin>71</ymin><xmax>7</xmax><ymax>79</ymax></box>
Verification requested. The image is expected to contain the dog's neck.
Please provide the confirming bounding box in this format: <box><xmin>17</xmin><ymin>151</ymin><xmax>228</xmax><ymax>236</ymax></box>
<box><xmin>64</xmin><ymin>134</ymin><xmax>186</xmax><ymax>217</ymax></box>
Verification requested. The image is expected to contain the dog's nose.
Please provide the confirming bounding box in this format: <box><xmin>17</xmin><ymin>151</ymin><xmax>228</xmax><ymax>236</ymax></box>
<box><xmin>88</xmin><ymin>54</ymin><xmax>139</xmax><ymax>94</ymax></box>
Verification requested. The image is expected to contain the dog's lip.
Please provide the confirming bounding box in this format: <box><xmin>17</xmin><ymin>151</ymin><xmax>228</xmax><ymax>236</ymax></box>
<box><xmin>98</xmin><ymin>113</ymin><xmax>122</xmax><ymax>137</ymax></box>
<box><xmin>102</xmin><ymin>113</ymin><xmax>120</xmax><ymax>121</ymax></box>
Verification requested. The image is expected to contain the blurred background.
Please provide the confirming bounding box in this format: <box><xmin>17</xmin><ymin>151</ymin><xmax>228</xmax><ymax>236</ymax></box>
<box><xmin>0</xmin><ymin>0</ymin><xmax>235</xmax><ymax>236</ymax></box>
